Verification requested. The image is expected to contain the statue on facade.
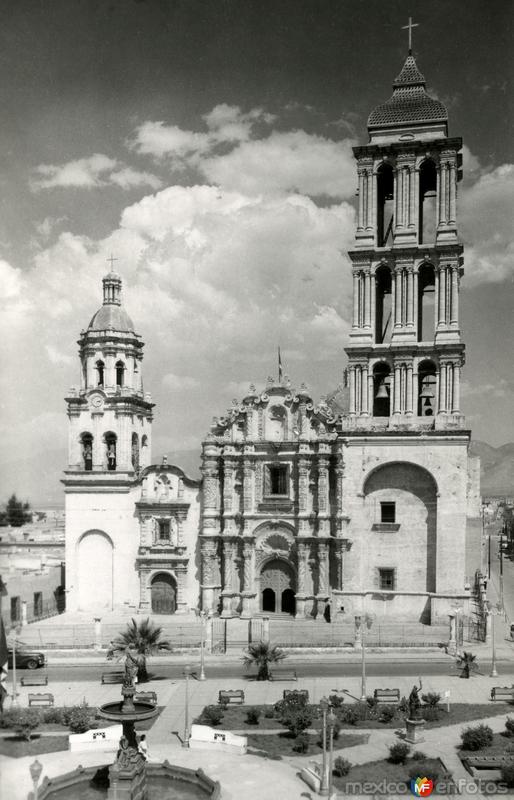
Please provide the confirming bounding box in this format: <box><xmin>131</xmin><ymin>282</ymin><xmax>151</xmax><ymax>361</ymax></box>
<box><xmin>408</xmin><ymin>678</ymin><xmax>423</xmax><ymax>720</ymax></box>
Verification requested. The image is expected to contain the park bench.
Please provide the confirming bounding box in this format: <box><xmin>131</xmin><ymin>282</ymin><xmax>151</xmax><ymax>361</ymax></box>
<box><xmin>21</xmin><ymin>674</ymin><xmax>48</xmax><ymax>687</ymax></box>
<box><xmin>218</xmin><ymin>689</ymin><xmax>245</xmax><ymax>706</ymax></box>
<box><xmin>28</xmin><ymin>693</ymin><xmax>54</xmax><ymax>707</ymax></box>
<box><xmin>283</xmin><ymin>689</ymin><xmax>309</xmax><ymax>701</ymax></box>
<box><xmin>135</xmin><ymin>691</ymin><xmax>157</xmax><ymax>706</ymax></box>
<box><xmin>101</xmin><ymin>671</ymin><xmax>125</xmax><ymax>684</ymax></box>
<box><xmin>373</xmin><ymin>688</ymin><xmax>400</xmax><ymax>704</ymax></box>
<box><xmin>463</xmin><ymin>754</ymin><xmax>513</xmax><ymax>779</ymax></box>
<box><xmin>269</xmin><ymin>669</ymin><xmax>297</xmax><ymax>682</ymax></box>
<box><xmin>490</xmin><ymin>686</ymin><xmax>514</xmax><ymax>701</ymax></box>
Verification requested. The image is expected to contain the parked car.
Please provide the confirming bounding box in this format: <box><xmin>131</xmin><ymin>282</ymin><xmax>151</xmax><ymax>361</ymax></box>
<box><xmin>7</xmin><ymin>649</ymin><xmax>45</xmax><ymax>670</ymax></box>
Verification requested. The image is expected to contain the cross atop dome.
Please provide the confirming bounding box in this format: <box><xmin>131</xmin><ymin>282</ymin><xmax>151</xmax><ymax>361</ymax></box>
<box><xmin>401</xmin><ymin>17</ymin><xmax>419</xmax><ymax>55</ymax></box>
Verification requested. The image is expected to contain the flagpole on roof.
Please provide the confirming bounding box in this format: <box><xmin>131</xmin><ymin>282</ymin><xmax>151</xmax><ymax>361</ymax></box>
<box><xmin>278</xmin><ymin>346</ymin><xmax>283</xmax><ymax>382</ymax></box>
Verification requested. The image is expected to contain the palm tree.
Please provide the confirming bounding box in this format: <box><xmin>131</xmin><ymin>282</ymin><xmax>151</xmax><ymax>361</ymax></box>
<box><xmin>457</xmin><ymin>651</ymin><xmax>478</xmax><ymax>679</ymax></box>
<box><xmin>242</xmin><ymin>641</ymin><xmax>286</xmax><ymax>681</ymax></box>
<box><xmin>107</xmin><ymin>618</ymin><xmax>171</xmax><ymax>682</ymax></box>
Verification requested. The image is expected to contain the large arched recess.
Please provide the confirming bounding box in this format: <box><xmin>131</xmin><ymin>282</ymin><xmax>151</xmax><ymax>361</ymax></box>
<box><xmin>363</xmin><ymin>462</ymin><xmax>438</xmax><ymax>593</ymax></box>
<box><xmin>77</xmin><ymin>530</ymin><xmax>114</xmax><ymax>611</ymax></box>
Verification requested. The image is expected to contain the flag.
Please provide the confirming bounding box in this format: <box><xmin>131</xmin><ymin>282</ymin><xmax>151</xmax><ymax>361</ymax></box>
<box><xmin>278</xmin><ymin>347</ymin><xmax>283</xmax><ymax>382</ymax></box>
<box><xmin>0</xmin><ymin>615</ymin><xmax>8</xmax><ymax>710</ymax></box>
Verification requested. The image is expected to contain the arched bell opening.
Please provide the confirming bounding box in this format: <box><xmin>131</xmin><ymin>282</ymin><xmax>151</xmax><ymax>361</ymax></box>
<box><xmin>418</xmin><ymin>263</ymin><xmax>436</xmax><ymax>342</ymax></box>
<box><xmin>80</xmin><ymin>432</ymin><xmax>93</xmax><ymax>471</ymax></box>
<box><xmin>377</xmin><ymin>163</ymin><xmax>394</xmax><ymax>247</ymax></box>
<box><xmin>96</xmin><ymin>360</ymin><xmax>105</xmax><ymax>387</ymax></box>
<box><xmin>375</xmin><ymin>265</ymin><xmax>392</xmax><ymax>344</ymax></box>
<box><xmin>131</xmin><ymin>432</ymin><xmax>139</xmax><ymax>471</ymax></box>
<box><xmin>419</xmin><ymin>159</ymin><xmax>437</xmax><ymax>244</ymax></box>
<box><xmin>115</xmin><ymin>360</ymin><xmax>125</xmax><ymax>388</ymax></box>
<box><xmin>104</xmin><ymin>431</ymin><xmax>117</xmax><ymax>471</ymax></box>
<box><xmin>418</xmin><ymin>360</ymin><xmax>437</xmax><ymax>417</ymax></box>
<box><xmin>373</xmin><ymin>363</ymin><xmax>391</xmax><ymax>417</ymax></box>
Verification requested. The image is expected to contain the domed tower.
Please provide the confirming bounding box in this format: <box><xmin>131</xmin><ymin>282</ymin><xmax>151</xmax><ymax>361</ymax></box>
<box><xmin>63</xmin><ymin>268</ymin><xmax>154</xmax><ymax>613</ymax></box>
<box><xmin>64</xmin><ymin>270</ymin><xmax>153</xmax><ymax>475</ymax></box>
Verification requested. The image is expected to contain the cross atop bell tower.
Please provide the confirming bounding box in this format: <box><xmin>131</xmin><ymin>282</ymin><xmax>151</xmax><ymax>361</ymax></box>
<box><xmin>344</xmin><ymin>45</ymin><xmax>465</xmax><ymax>429</ymax></box>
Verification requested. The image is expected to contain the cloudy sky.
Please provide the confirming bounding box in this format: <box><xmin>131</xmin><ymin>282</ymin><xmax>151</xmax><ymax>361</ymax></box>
<box><xmin>0</xmin><ymin>0</ymin><xmax>513</xmax><ymax>503</ymax></box>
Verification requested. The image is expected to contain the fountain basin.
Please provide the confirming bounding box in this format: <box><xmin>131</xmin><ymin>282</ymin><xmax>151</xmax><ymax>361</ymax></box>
<box><xmin>97</xmin><ymin>702</ymin><xmax>158</xmax><ymax>724</ymax></box>
<box><xmin>35</xmin><ymin>762</ymin><xmax>220</xmax><ymax>799</ymax></box>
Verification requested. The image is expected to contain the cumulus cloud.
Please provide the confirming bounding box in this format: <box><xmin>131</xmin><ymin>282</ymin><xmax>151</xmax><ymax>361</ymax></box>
<box><xmin>0</xmin><ymin>259</ymin><xmax>23</xmax><ymax>299</ymax></box>
<box><xmin>460</xmin><ymin>162</ymin><xmax>514</xmax><ymax>285</ymax></box>
<box><xmin>31</xmin><ymin>154</ymin><xmax>162</xmax><ymax>191</ymax></box>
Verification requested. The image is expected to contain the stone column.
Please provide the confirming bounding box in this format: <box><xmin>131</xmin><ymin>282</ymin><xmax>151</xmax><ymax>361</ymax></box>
<box><xmin>439</xmin><ymin>363</ymin><xmax>448</xmax><ymax>413</ymax></box>
<box><xmin>393</xmin><ymin>364</ymin><xmax>401</xmax><ymax>415</ymax></box>
<box><xmin>334</xmin><ymin>540</ymin><xmax>344</xmax><ymax>591</ymax></box>
<box><xmin>352</xmin><ymin>272</ymin><xmax>359</xmax><ymax>328</ymax></box>
<box><xmin>175</xmin><ymin>564</ymin><xmax>188</xmax><ymax>612</ymax></box>
<box><xmin>296</xmin><ymin>542</ymin><xmax>309</xmax><ymax>618</ymax></box>
<box><xmin>364</xmin><ymin>272</ymin><xmax>371</xmax><ymax>328</ymax></box>
<box><xmin>367</xmin><ymin>370</ymin><xmax>374</xmax><ymax>417</ymax></box>
<box><xmin>221</xmin><ymin>541</ymin><xmax>236</xmax><ymax>617</ymax></box>
<box><xmin>240</xmin><ymin>541</ymin><xmax>255</xmax><ymax>618</ymax></box>
<box><xmin>317</xmin><ymin>542</ymin><xmax>330</xmax><ymax>618</ymax></box>
<box><xmin>355</xmin><ymin>366</ymin><xmax>361</xmax><ymax>415</ymax></box>
<box><xmin>394</xmin><ymin>269</ymin><xmax>402</xmax><ymax>327</ymax></box>
<box><xmin>449</xmin><ymin>163</ymin><xmax>457</xmax><ymax>225</ymax></box>
<box><xmin>92</xmin><ymin>411</ymin><xmax>103</xmax><ymax>469</ymax></box>
<box><xmin>406</xmin><ymin>363</ymin><xmax>414</xmax><ymax>416</ymax></box>
<box><xmin>438</xmin><ymin>162</ymin><xmax>447</xmax><ymax>226</ymax></box>
<box><xmin>318</xmin><ymin>456</ymin><xmax>329</xmax><ymax>514</ymax></box>
<box><xmin>357</xmin><ymin>169</ymin><xmax>365</xmax><ymax>231</ymax></box>
<box><xmin>200</xmin><ymin>539</ymin><xmax>220</xmax><ymax>614</ymax></box>
<box><xmin>243</xmin><ymin>460</ymin><xmax>254</xmax><ymax>513</ymax></box>
<box><xmin>437</xmin><ymin>267</ymin><xmax>447</xmax><ymax>327</ymax></box>
<box><xmin>361</xmin><ymin>364</ymin><xmax>369</xmax><ymax>416</ymax></box>
<box><xmin>452</xmin><ymin>362</ymin><xmax>461</xmax><ymax>413</ymax></box>
<box><xmin>450</xmin><ymin>266</ymin><xmax>459</xmax><ymax>327</ymax></box>
<box><xmin>105</xmin><ymin>351</ymin><xmax>115</xmax><ymax>390</ymax></box>
<box><xmin>298</xmin><ymin>457</ymin><xmax>310</xmax><ymax>515</ymax></box>
<box><xmin>413</xmin><ymin>270</ymin><xmax>419</xmax><ymax>336</ymax></box>
<box><xmin>406</xmin><ymin>269</ymin><xmax>414</xmax><ymax>328</ymax></box>
<box><xmin>391</xmin><ymin>270</ymin><xmax>396</xmax><ymax>328</ymax></box>
<box><xmin>409</xmin><ymin>165</ymin><xmax>416</xmax><ymax>228</ymax></box>
<box><xmin>348</xmin><ymin>367</ymin><xmax>356</xmax><ymax>416</ymax></box>
<box><xmin>139</xmin><ymin>568</ymin><xmax>151</xmax><ymax>611</ymax></box>
<box><xmin>412</xmin><ymin>369</ymin><xmax>419</xmax><ymax>416</ymax></box>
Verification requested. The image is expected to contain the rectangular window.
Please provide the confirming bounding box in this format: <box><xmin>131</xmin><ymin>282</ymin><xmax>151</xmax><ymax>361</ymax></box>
<box><xmin>268</xmin><ymin>465</ymin><xmax>288</xmax><ymax>496</ymax></box>
<box><xmin>10</xmin><ymin>596</ymin><xmax>20</xmax><ymax>623</ymax></box>
<box><xmin>379</xmin><ymin>568</ymin><xmax>396</xmax><ymax>591</ymax></box>
<box><xmin>34</xmin><ymin>592</ymin><xmax>43</xmax><ymax>618</ymax></box>
<box><xmin>157</xmin><ymin>520</ymin><xmax>171</xmax><ymax>541</ymax></box>
<box><xmin>380</xmin><ymin>502</ymin><xmax>396</xmax><ymax>523</ymax></box>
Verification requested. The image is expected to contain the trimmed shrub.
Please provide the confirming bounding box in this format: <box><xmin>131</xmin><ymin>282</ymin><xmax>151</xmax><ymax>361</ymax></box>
<box><xmin>398</xmin><ymin>696</ymin><xmax>409</xmax><ymax>715</ymax></box>
<box><xmin>328</xmin><ymin>693</ymin><xmax>345</xmax><ymax>708</ymax></box>
<box><xmin>279</xmin><ymin>707</ymin><xmax>313</xmax><ymax>738</ymax></box>
<box><xmin>292</xmin><ymin>732</ymin><xmax>310</xmax><ymax>753</ymax></box>
<box><xmin>0</xmin><ymin>708</ymin><xmax>30</xmax><ymax>729</ymax></box>
<box><xmin>505</xmin><ymin>717</ymin><xmax>514</xmax><ymax>737</ymax></box>
<box><xmin>202</xmin><ymin>706</ymin><xmax>224</xmax><ymax>726</ymax></box>
<box><xmin>460</xmin><ymin>724</ymin><xmax>493</xmax><ymax>751</ymax></box>
<box><xmin>379</xmin><ymin>705</ymin><xmax>397</xmax><ymax>723</ymax></box>
<box><xmin>411</xmin><ymin>750</ymin><xmax>428</xmax><ymax>760</ymax></box>
<box><xmin>14</xmin><ymin>709</ymin><xmax>40</xmax><ymax>741</ymax></box>
<box><xmin>407</xmin><ymin>761</ymin><xmax>441</xmax><ymax>783</ymax></box>
<box><xmin>274</xmin><ymin>692</ymin><xmax>307</xmax><ymax>717</ymax></box>
<box><xmin>42</xmin><ymin>707</ymin><xmax>65</xmax><ymax>725</ymax></box>
<box><xmin>68</xmin><ymin>707</ymin><xmax>95</xmax><ymax>734</ymax></box>
<box><xmin>388</xmin><ymin>742</ymin><xmax>411</xmax><ymax>764</ymax></box>
<box><xmin>339</xmin><ymin>706</ymin><xmax>359</xmax><ymax>726</ymax></box>
<box><xmin>333</xmin><ymin>756</ymin><xmax>352</xmax><ymax>777</ymax></box>
<box><xmin>501</xmin><ymin>763</ymin><xmax>514</xmax><ymax>788</ymax></box>
<box><xmin>245</xmin><ymin>707</ymin><xmax>261</xmax><ymax>725</ymax></box>
<box><xmin>421</xmin><ymin>692</ymin><xmax>441</xmax><ymax>707</ymax></box>
<box><xmin>264</xmin><ymin>706</ymin><xmax>275</xmax><ymax>718</ymax></box>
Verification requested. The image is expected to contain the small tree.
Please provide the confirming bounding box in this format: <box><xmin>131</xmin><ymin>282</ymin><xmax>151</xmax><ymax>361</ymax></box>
<box><xmin>388</xmin><ymin>742</ymin><xmax>411</xmax><ymax>764</ymax></box>
<box><xmin>333</xmin><ymin>757</ymin><xmax>352</xmax><ymax>777</ymax></box>
<box><xmin>107</xmin><ymin>618</ymin><xmax>171</xmax><ymax>682</ymax></box>
<box><xmin>6</xmin><ymin>494</ymin><xmax>32</xmax><ymax>527</ymax></box>
<box><xmin>242</xmin><ymin>641</ymin><xmax>286</xmax><ymax>681</ymax></box>
<box><xmin>421</xmin><ymin>692</ymin><xmax>441</xmax><ymax>707</ymax></box>
<box><xmin>279</xmin><ymin>706</ymin><xmax>313</xmax><ymax>738</ymax></box>
<box><xmin>14</xmin><ymin>709</ymin><xmax>40</xmax><ymax>741</ymax></box>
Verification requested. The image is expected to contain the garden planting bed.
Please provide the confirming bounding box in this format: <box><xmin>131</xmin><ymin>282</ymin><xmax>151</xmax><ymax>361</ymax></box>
<box><xmin>0</xmin><ymin>734</ymin><xmax>69</xmax><ymax>758</ymax></box>
<box><xmin>332</xmin><ymin>756</ymin><xmax>451</xmax><ymax>795</ymax></box>
<box><xmin>245</xmin><ymin>730</ymin><xmax>368</xmax><ymax>759</ymax></box>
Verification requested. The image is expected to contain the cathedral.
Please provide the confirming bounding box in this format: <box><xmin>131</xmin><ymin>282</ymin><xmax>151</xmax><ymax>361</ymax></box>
<box><xmin>63</xmin><ymin>47</ymin><xmax>481</xmax><ymax>625</ymax></box>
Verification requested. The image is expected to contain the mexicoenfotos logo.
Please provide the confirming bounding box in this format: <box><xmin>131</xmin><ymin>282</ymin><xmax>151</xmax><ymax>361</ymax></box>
<box><xmin>410</xmin><ymin>777</ymin><xmax>434</xmax><ymax>796</ymax></box>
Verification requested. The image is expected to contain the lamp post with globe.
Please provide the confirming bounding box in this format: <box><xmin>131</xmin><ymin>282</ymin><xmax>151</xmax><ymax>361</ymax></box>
<box><xmin>29</xmin><ymin>759</ymin><xmax>43</xmax><ymax>800</ymax></box>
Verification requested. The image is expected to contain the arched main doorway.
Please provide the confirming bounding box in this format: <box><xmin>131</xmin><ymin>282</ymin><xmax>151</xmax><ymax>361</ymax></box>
<box><xmin>260</xmin><ymin>559</ymin><xmax>296</xmax><ymax>615</ymax></box>
<box><xmin>151</xmin><ymin>573</ymin><xmax>176</xmax><ymax>614</ymax></box>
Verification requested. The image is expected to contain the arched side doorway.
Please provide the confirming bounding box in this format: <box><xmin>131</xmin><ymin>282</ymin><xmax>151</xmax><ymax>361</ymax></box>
<box><xmin>260</xmin><ymin>559</ymin><xmax>296</xmax><ymax>615</ymax></box>
<box><xmin>151</xmin><ymin>573</ymin><xmax>176</xmax><ymax>614</ymax></box>
<box><xmin>77</xmin><ymin>531</ymin><xmax>113</xmax><ymax>611</ymax></box>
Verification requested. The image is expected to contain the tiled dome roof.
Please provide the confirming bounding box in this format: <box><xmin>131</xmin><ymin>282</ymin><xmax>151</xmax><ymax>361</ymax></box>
<box><xmin>368</xmin><ymin>54</ymin><xmax>447</xmax><ymax>129</ymax></box>
<box><xmin>87</xmin><ymin>304</ymin><xmax>135</xmax><ymax>333</ymax></box>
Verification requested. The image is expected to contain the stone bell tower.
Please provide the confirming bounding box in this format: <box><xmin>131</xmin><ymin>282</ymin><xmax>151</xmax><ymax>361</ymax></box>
<box><xmin>345</xmin><ymin>44</ymin><xmax>464</xmax><ymax>426</ymax></box>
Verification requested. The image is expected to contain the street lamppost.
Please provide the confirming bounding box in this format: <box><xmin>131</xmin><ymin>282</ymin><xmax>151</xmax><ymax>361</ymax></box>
<box><xmin>319</xmin><ymin>696</ymin><xmax>329</xmax><ymax>796</ymax></box>
<box><xmin>182</xmin><ymin>664</ymin><xmax>192</xmax><ymax>747</ymax></box>
<box><xmin>29</xmin><ymin>759</ymin><xmax>43</xmax><ymax>800</ymax></box>
<box><xmin>10</xmin><ymin>624</ymin><xmax>22</xmax><ymax>706</ymax></box>
<box><xmin>487</xmin><ymin>601</ymin><xmax>501</xmax><ymax>678</ymax></box>
<box><xmin>327</xmin><ymin>707</ymin><xmax>337</xmax><ymax>799</ymax></box>
<box><xmin>198</xmin><ymin>610</ymin><xmax>210</xmax><ymax>681</ymax></box>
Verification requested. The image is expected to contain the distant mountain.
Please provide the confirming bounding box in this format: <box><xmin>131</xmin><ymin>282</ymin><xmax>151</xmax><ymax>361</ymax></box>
<box><xmin>0</xmin><ymin>441</ymin><xmax>511</xmax><ymax>507</ymax></box>
<box><xmin>470</xmin><ymin>441</ymin><xmax>514</xmax><ymax>497</ymax></box>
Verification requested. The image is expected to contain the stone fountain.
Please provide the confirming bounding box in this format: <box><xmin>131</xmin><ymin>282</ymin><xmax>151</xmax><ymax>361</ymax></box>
<box><xmin>97</xmin><ymin>650</ymin><xmax>158</xmax><ymax>800</ymax></box>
